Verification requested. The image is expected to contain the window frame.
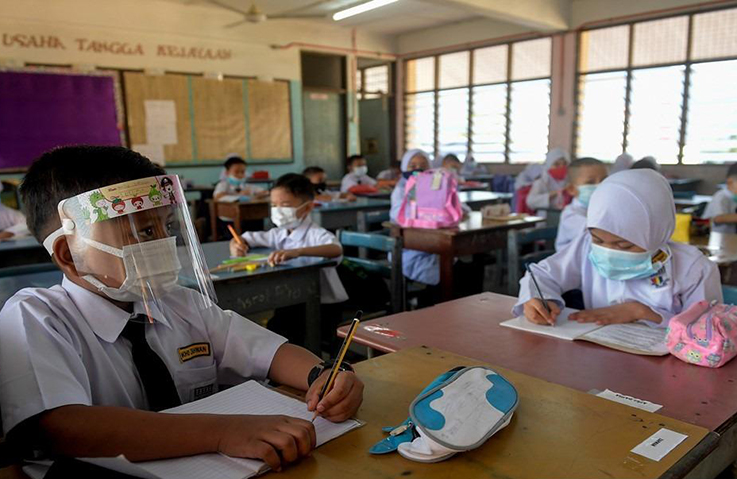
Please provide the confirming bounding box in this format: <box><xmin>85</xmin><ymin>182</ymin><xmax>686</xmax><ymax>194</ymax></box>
<box><xmin>403</xmin><ymin>36</ymin><xmax>553</xmax><ymax>163</ymax></box>
<box><xmin>573</xmin><ymin>5</ymin><xmax>737</xmax><ymax>165</ymax></box>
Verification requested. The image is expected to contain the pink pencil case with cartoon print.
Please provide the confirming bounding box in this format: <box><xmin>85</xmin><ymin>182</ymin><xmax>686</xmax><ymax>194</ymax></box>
<box><xmin>666</xmin><ymin>301</ymin><xmax>737</xmax><ymax>368</ymax></box>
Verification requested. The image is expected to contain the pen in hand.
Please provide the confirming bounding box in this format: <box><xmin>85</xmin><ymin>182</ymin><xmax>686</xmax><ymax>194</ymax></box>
<box><xmin>526</xmin><ymin>264</ymin><xmax>555</xmax><ymax>326</ymax></box>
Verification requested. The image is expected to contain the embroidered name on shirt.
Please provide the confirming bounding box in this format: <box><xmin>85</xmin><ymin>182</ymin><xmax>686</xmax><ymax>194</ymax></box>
<box><xmin>178</xmin><ymin>342</ymin><xmax>211</xmax><ymax>363</ymax></box>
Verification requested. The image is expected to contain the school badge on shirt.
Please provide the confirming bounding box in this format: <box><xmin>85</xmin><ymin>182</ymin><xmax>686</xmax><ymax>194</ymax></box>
<box><xmin>178</xmin><ymin>342</ymin><xmax>211</xmax><ymax>363</ymax></box>
<box><xmin>650</xmin><ymin>250</ymin><xmax>669</xmax><ymax>288</ymax></box>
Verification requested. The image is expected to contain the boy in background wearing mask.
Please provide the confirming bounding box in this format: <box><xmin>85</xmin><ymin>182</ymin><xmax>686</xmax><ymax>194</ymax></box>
<box><xmin>302</xmin><ymin>166</ymin><xmax>356</xmax><ymax>203</ymax></box>
<box><xmin>340</xmin><ymin>155</ymin><xmax>377</xmax><ymax>193</ymax></box>
<box><xmin>230</xmin><ymin>173</ymin><xmax>348</xmax><ymax>347</ymax></box>
<box><xmin>515</xmin><ymin>169</ymin><xmax>721</xmax><ymax>328</ymax></box>
<box><xmin>440</xmin><ymin>154</ymin><xmax>465</xmax><ymax>184</ymax></box>
<box><xmin>555</xmin><ymin>158</ymin><xmax>608</xmax><ymax>251</ymax></box>
<box><xmin>0</xmin><ymin>147</ymin><xmax>363</xmax><ymax>475</ymax></box>
<box><xmin>704</xmin><ymin>163</ymin><xmax>737</xmax><ymax>234</ymax></box>
<box><xmin>214</xmin><ymin>156</ymin><xmax>269</xmax><ymax>201</ymax></box>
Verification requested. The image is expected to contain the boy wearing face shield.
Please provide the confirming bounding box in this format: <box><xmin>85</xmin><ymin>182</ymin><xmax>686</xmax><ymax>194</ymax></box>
<box><xmin>555</xmin><ymin>158</ymin><xmax>608</xmax><ymax>251</ymax></box>
<box><xmin>230</xmin><ymin>173</ymin><xmax>348</xmax><ymax>346</ymax></box>
<box><xmin>0</xmin><ymin>146</ymin><xmax>363</xmax><ymax>473</ymax></box>
<box><xmin>514</xmin><ymin>170</ymin><xmax>721</xmax><ymax>328</ymax></box>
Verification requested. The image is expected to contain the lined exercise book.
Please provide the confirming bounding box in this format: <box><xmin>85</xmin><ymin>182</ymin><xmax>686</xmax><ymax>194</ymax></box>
<box><xmin>501</xmin><ymin>308</ymin><xmax>669</xmax><ymax>356</ymax></box>
<box><xmin>81</xmin><ymin>381</ymin><xmax>363</xmax><ymax>479</ymax></box>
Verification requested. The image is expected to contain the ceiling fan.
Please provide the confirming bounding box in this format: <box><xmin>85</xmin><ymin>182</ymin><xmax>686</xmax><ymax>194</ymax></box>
<box><xmin>203</xmin><ymin>0</ymin><xmax>330</xmax><ymax>27</ymax></box>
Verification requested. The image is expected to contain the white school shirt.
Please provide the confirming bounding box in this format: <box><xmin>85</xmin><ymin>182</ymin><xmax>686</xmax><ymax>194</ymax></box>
<box><xmin>512</xmin><ymin>231</ymin><xmax>722</xmax><ymax>328</ymax></box>
<box><xmin>0</xmin><ymin>277</ymin><xmax>286</xmax><ymax>435</ymax></box>
<box><xmin>241</xmin><ymin>217</ymin><xmax>349</xmax><ymax>304</ymax></box>
<box><xmin>526</xmin><ymin>174</ymin><xmax>567</xmax><ymax>215</ymax></box>
<box><xmin>703</xmin><ymin>188</ymin><xmax>736</xmax><ymax>234</ymax></box>
<box><xmin>340</xmin><ymin>173</ymin><xmax>377</xmax><ymax>193</ymax></box>
<box><xmin>0</xmin><ymin>204</ymin><xmax>29</xmax><ymax>236</ymax></box>
<box><xmin>555</xmin><ymin>199</ymin><xmax>588</xmax><ymax>251</ymax></box>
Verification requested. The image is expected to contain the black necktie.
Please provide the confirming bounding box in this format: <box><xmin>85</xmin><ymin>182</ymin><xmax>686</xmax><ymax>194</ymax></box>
<box><xmin>120</xmin><ymin>315</ymin><xmax>181</xmax><ymax>411</ymax></box>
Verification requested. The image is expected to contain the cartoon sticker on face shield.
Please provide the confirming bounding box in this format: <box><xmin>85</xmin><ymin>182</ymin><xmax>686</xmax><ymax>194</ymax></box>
<box><xmin>89</xmin><ymin>191</ymin><xmax>109</xmax><ymax>222</ymax></box>
<box><xmin>160</xmin><ymin>177</ymin><xmax>177</xmax><ymax>206</ymax></box>
<box><xmin>149</xmin><ymin>185</ymin><xmax>162</xmax><ymax>206</ymax></box>
<box><xmin>131</xmin><ymin>196</ymin><xmax>144</xmax><ymax>210</ymax></box>
<box><xmin>111</xmin><ymin>198</ymin><xmax>126</xmax><ymax>214</ymax></box>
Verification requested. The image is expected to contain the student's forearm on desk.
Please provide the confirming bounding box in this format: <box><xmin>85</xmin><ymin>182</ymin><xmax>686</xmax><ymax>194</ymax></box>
<box><xmin>294</xmin><ymin>244</ymin><xmax>342</xmax><ymax>258</ymax></box>
<box><xmin>37</xmin><ymin>405</ymin><xmax>229</xmax><ymax>461</ymax></box>
<box><xmin>268</xmin><ymin>343</ymin><xmax>321</xmax><ymax>390</ymax></box>
<box><xmin>712</xmin><ymin>213</ymin><xmax>737</xmax><ymax>224</ymax></box>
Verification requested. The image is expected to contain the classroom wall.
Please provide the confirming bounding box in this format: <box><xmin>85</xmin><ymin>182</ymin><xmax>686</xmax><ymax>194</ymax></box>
<box><xmin>0</xmin><ymin>0</ymin><xmax>395</xmax><ymax>185</ymax></box>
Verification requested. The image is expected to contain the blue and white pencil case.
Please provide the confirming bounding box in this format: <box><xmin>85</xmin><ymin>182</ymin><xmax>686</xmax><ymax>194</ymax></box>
<box><xmin>370</xmin><ymin>366</ymin><xmax>519</xmax><ymax>463</ymax></box>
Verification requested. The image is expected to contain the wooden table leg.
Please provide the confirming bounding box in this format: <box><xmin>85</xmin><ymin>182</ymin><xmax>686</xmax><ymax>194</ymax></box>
<box><xmin>439</xmin><ymin>253</ymin><xmax>454</xmax><ymax>302</ymax></box>
<box><xmin>235</xmin><ymin>204</ymin><xmax>243</xmax><ymax>235</ymax></box>
<box><xmin>209</xmin><ymin>201</ymin><xmax>218</xmax><ymax>242</ymax></box>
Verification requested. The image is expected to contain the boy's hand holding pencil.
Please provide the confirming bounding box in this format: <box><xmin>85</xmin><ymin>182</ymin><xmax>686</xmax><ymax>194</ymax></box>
<box><xmin>228</xmin><ymin>225</ymin><xmax>249</xmax><ymax>257</ymax></box>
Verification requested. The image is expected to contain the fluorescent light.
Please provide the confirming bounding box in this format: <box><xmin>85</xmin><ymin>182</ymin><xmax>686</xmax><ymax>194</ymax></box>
<box><xmin>333</xmin><ymin>0</ymin><xmax>399</xmax><ymax>21</ymax></box>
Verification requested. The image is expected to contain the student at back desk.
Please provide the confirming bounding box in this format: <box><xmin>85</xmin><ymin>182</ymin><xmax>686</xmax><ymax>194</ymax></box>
<box><xmin>704</xmin><ymin>163</ymin><xmax>737</xmax><ymax>234</ymax></box>
<box><xmin>0</xmin><ymin>146</ymin><xmax>363</xmax><ymax>473</ymax></box>
<box><xmin>515</xmin><ymin>170</ymin><xmax>721</xmax><ymax>328</ymax></box>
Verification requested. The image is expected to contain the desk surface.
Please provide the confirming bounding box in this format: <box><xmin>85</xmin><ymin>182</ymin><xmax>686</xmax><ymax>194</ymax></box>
<box><xmin>674</xmin><ymin>195</ymin><xmax>712</xmax><ymax>207</ymax></box>
<box><xmin>458</xmin><ymin>190</ymin><xmax>512</xmax><ymax>203</ymax></box>
<box><xmin>279</xmin><ymin>347</ymin><xmax>711</xmax><ymax>479</ymax></box>
<box><xmin>312</xmin><ymin>197</ymin><xmax>391</xmax><ymax>212</ymax></box>
<box><xmin>339</xmin><ymin>292</ymin><xmax>737</xmax><ymax>433</ymax></box>
<box><xmin>392</xmin><ymin>211</ymin><xmax>543</xmax><ymax>237</ymax></box>
<box><xmin>690</xmin><ymin>232</ymin><xmax>737</xmax><ymax>265</ymax></box>
<box><xmin>0</xmin><ymin>237</ymin><xmax>41</xmax><ymax>252</ymax></box>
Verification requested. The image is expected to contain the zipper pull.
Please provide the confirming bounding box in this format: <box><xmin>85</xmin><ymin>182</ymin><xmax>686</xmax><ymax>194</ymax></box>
<box><xmin>390</xmin><ymin>421</ymin><xmax>413</xmax><ymax>436</ymax></box>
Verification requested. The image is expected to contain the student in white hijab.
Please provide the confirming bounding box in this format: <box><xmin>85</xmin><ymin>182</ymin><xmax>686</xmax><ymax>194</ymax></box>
<box><xmin>514</xmin><ymin>148</ymin><xmax>569</xmax><ymax>191</ymax></box>
<box><xmin>525</xmin><ymin>148</ymin><xmax>571</xmax><ymax>214</ymax></box>
<box><xmin>390</xmin><ymin>149</ymin><xmax>440</xmax><ymax>286</ymax></box>
<box><xmin>611</xmin><ymin>153</ymin><xmax>634</xmax><ymax>174</ymax></box>
<box><xmin>513</xmin><ymin>169</ymin><xmax>721</xmax><ymax>328</ymax></box>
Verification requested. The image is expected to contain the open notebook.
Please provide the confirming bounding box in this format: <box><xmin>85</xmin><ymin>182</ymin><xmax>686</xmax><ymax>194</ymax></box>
<box><xmin>501</xmin><ymin>308</ymin><xmax>669</xmax><ymax>356</ymax></box>
<box><xmin>81</xmin><ymin>381</ymin><xmax>363</xmax><ymax>479</ymax></box>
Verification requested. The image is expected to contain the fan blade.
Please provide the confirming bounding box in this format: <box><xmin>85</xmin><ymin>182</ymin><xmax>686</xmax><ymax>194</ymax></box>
<box><xmin>224</xmin><ymin>18</ymin><xmax>248</xmax><ymax>28</ymax></box>
<box><xmin>269</xmin><ymin>14</ymin><xmax>327</xmax><ymax>19</ymax></box>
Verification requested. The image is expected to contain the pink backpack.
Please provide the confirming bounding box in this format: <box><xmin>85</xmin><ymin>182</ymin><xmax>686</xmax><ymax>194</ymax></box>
<box><xmin>397</xmin><ymin>169</ymin><xmax>463</xmax><ymax>229</ymax></box>
<box><xmin>666</xmin><ymin>301</ymin><xmax>737</xmax><ymax>368</ymax></box>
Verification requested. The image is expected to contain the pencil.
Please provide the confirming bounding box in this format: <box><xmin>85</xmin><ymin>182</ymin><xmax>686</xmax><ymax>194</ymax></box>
<box><xmin>227</xmin><ymin>224</ymin><xmax>246</xmax><ymax>248</ymax></box>
<box><xmin>312</xmin><ymin>311</ymin><xmax>363</xmax><ymax>422</ymax></box>
<box><xmin>525</xmin><ymin>263</ymin><xmax>554</xmax><ymax>325</ymax></box>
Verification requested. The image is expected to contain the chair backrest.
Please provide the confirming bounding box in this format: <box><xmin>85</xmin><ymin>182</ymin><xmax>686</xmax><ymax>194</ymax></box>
<box><xmin>0</xmin><ymin>262</ymin><xmax>59</xmax><ymax>278</ymax></box>
<box><xmin>507</xmin><ymin>226</ymin><xmax>558</xmax><ymax>296</ymax></box>
<box><xmin>723</xmin><ymin>285</ymin><xmax>737</xmax><ymax>305</ymax></box>
<box><xmin>338</xmin><ymin>230</ymin><xmax>405</xmax><ymax>313</ymax></box>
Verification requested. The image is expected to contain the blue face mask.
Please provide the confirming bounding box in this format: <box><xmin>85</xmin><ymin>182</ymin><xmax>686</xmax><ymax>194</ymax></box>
<box><xmin>576</xmin><ymin>184</ymin><xmax>598</xmax><ymax>207</ymax></box>
<box><xmin>588</xmin><ymin>243</ymin><xmax>661</xmax><ymax>281</ymax></box>
<box><xmin>227</xmin><ymin>176</ymin><xmax>245</xmax><ymax>187</ymax></box>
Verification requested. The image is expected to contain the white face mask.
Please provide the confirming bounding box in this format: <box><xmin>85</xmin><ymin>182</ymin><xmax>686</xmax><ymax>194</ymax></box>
<box><xmin>81</xmin><ymin>236</ymin><xmax>182</xmax><ymax>302</ymax></box>
<box><xmin>271</xmin><ymin>201</ymin><xmax>309</xmax><ymax>229</ymax></box>
<box><xmin>354</xmin><ymin>165</ymin><xmax>368</xmax><ymax>176</ymax></box>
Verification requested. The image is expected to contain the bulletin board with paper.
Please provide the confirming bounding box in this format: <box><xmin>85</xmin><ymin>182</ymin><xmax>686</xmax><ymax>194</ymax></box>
<box><xmin>123</xmin><ymin>72</ymin><xmax>294</xmax><ymax>166</ymax></box>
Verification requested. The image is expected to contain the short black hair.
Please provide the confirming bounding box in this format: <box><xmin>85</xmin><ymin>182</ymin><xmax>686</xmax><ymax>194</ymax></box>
<box><xmin>347</xmin><ymin>155</ymin><xmax>365</xmax><ymax>165</ymax></box>
<box><xmin>20</xmin><ymin>145</ymin><xmax>165</xmax><ymax>242</ymax></box>
<box><xmin>631</xmin><ymin>157</ymin><xmax>660</xmax><ymax>171</ymax></box>
<box><xmin>302</xmin><ymin>166</ymin><xmax>325</xmax><ymax>177</ymax></box>
<box><xmin>273</xmin><ymin>173</ymin><xmax>315</xmax><ymax>201</ymax></box>
<box><xmin>726</xmin><ymin>163</ymin><xmax>737</xmax><ymax>179</ymax></box>
<box><xmin>224</xmin><ymin>156</ymin><xmax>247</xmax><ymax>170</ymax></box>
<box><xmin>442</xmin><ymin>154</ymin><xmax>461</xmax><ymax>166</ymax></box>
<box><xmin>567</xmin><ymin>157</ymin><xmax>606</xmax><ymax>181</ymax></box>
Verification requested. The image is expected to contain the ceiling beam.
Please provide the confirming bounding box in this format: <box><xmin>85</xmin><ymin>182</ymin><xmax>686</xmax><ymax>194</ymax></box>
<box><xmin>421</xmin><ymin>0</ymin><xmax>570</xmax><ymax>31</ymax></box>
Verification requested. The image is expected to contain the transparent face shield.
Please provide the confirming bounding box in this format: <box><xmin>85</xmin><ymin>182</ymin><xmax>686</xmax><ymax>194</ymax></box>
<box><xmin>43</xmin><ymin>175</ymin><xmax>216</xmax><ymax>314</ymax></box>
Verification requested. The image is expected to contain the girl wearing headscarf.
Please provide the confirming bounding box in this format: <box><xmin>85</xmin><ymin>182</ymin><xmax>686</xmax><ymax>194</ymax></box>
<box><xmin>513</xmin><ymin>169</ymin><xmax>721</xmax><ymax>328</ymax></box>
<box><xmin>390</xmin><ymin>149</ymin><xmax>441</xmax><ymax>286</ymax></box>
<box><xmin>611</xmin><ymin>153</ymin><xmax>634</xmax><ymax>174</ymax></box>
<box><xmin>514</xmin><ymin>148</ymin><xmax>568</xmax><ymax>191</ymax></box>
<box><xmin>525</xmin><ymin>148</ymin><xmax>571</xmax><ymax>214</ymax></box>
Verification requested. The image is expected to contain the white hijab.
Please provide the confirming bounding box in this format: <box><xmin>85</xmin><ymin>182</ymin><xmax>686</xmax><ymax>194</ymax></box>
<box><xmin>587</xmin><ymin>169</ymin><xmax>675</xmax><ymax>252</ymax></box>
<box><xmin>515</xmin><ymin>148</ymin><xmax>570</xmax><ymax>190</ymax></box>
<box><xmin>543</xmin><ymin>148</ymin><xmax>570</xmax><ymax>172</ymax></box>
<box><xmin>611</xmin><ymin>153</ymin><xmax>634</xmax><ymax>174</ymax></box>
<box><xmin>391</xmin><ymin>149</ymin><xmax>430</xmax><ymax>221</ymax></box>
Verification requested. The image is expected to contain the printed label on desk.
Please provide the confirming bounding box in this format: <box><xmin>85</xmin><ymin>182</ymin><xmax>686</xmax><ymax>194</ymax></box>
<box><xmin>631</xmin><ymin>428</ymin><xmax>687</xmax><ymax>461</ymax></box>
<box><xmin>596</xmin><ymin>389</ymin><xmax>663</xmax><ymax>413</ymax></box>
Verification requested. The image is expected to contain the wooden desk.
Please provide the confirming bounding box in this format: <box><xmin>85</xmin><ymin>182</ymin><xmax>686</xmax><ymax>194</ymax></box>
<box><xmin>339</xmin><ymin>293</ymin><xmax>737</xmax><ymax>478</ymax></box>
<box><xmin>670</xmin><ymin>178</ymin><xmax>702</xmax><ymax>192</ymax></box>
<box><xmin>0</xmin><ymin>237</ymin><xmax>50</xmax><ymax>267</ymax></box>
<box><xmin>311</xmin><ymin>198</ymin><xmax>391</xmax><ymax>231</ymax></box>
<box><xmin>279</xmin><ymin>347</ymin><xmax>712</xmax><ymax>479</ymax></box>
<box><xmin>674</xmin><ymin>195</ymin><xmax>712</xmax><ymax>209</ymax></box>
<box><xmin>391</xmin><ymin>212</ymin><xmax>543</xmax><ymax>301</ymax></box>
<box><xmin>208</xmin><ymin>199</ymin><xmax>270</xmax><ymax>241</ymax></box>
<box><xmin>458</xmin><ymin>190</ymin><xmax>512</xmax><ymax>210</ymax></box>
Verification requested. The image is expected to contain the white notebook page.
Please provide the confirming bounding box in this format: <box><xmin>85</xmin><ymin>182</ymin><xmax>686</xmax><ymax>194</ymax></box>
<box><xmin>501</xmin><ymin>308</ymin><xmax>601</xmax><ymax>340</ymax></box>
